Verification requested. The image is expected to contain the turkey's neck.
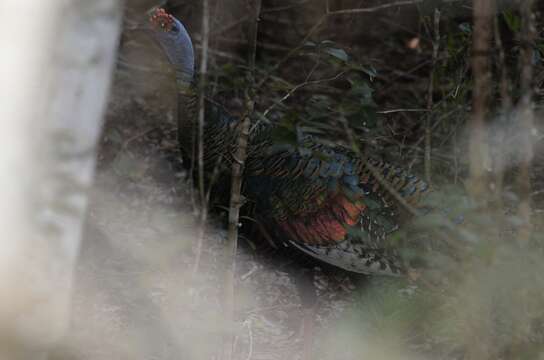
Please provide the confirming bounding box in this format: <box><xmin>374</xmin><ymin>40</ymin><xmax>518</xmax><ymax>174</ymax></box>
<box><xmin>153</xmin><ymin>16</ymin><xmax>241</xmax><ymax>172</ymax></box>
<box><xmin>155</xmin><ymin>18</ymin><xmax>194</xmax><ymax>85</ymax></box>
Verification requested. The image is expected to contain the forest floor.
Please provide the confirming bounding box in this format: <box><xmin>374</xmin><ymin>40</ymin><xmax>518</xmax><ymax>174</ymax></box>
<box><xmin>52</xmin><ymin>83</ymin><xmax>366</xmax><ymax>360</ymax></box>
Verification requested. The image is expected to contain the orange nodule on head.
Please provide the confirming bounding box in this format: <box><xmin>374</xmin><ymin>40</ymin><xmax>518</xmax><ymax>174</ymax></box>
<box><xmin>149</xmin><ymin>8</ymin><xmax>175</xmax><ymax>32</ymax></box>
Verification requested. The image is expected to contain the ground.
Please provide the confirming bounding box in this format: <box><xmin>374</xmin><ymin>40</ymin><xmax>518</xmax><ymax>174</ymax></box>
<box><xmin>50</xmin><ymin>73</ymin><xmax>370</xmax><ymax>360</ymax></box>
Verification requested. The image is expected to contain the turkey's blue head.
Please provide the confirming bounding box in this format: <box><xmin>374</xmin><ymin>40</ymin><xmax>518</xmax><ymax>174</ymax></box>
<box><xmin>149</xmin><ymin>8</ymin><xmax>194</xmax><ymax>84</ymax></box>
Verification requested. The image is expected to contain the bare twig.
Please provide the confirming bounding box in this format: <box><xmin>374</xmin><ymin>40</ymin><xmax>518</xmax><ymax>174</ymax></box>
<box><xmin>517</xmin><ymin>0</ymin><xmax>536</xmax><ymax>244</ymax></box>
<box><xmin>376</xmin><ymin>59</ymin><xmax>432</xmax><ymax>97</ymax></box>
<box><xmin>377</xmin><ymin>108</ymin><xmax>429</xmax><ymax>114</ymax></box>
<box><xmin>194</xmin><ymin>43</ymin><xmax>244</xmax><ymax>62</ymax></box>
<box><xmin>212</xmin><ymin>15</ymin><xmax>249</xmax><ymax>36</ymax></box>
<box><xmin>256</xmin><ymin>14</ymin><xmax>326</xmax><ymax>90</ymax></box>
<box><xmin>453</xmin><ymin>129</ymin><xmax>459</xmax><ymax>184</ymax></box>
<box><xmin>341</xmin><ymin>108</ymin><xmax>421</xmax><ymax>217</ymax></box>
<box><xmin>327</xmin><ymin>0</ymin><xmax>423</xmax><ymax>15</ymax></box>
<box><xmin>244</xmin><ymin>318</ymin><xmax>254</xmax><ymax>360</ymax></box>
<box><xmin>120</xmin><ymin>126</ymin><xmax>156</xmax><ymax>150</ymax></box>
<box><xmin>223</xmin><ymin>1</ymin><xmax>261</xmax><ymax>359</ymax></box>
<box><xmin>257</xmin><ymin>0</ymin><xmax>425</xmax><ymax>92</ymax></box>
<box><xmin>240</xmin><ymin>264</ymin><xmax>259</xmax><ymax>281</ymax></box>
<box><xmin>261</xmin><ymin>70</ymin><xmax>347</xmax><ymax>119</ymax></box>
<box><xmin>205</xmin><ymin>154</ymin><xmax>226</xmax><ymax>205</ymax></box>
<box><xmin>405</xmin><ymin>106</ymin><xmax>463</xmax><ymax>159</ymax></box>
<box><xmin>365</xmin><ymin>160</ymin><xmax>421</xmax><ymax>217</ymax></box>
<box><xmin>262</xmin><ymin>0</ymin><xmax>310</xmax><ymax>13</ymax></box>
<box><xmin>192</xmin><ymin>0</ymin><xmax>210</xmax><ymax>276</ymax></box>
<box><xmin>424</xmin><ymin>9</ymin><xmax>441</xmax><ymax>184</ymax></box>
<box><xmin>215</xmin><ymin>36</ymin><xmax>291</xmax><ymax>52</ymax></box>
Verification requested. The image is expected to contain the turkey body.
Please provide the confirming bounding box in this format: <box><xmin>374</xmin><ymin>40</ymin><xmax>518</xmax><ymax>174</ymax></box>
<box><xmin>150</xmin><ymin>9</ymin><xmax>431</xmax><ymax>278</ymax></box>
<box><xmin>243</xmin><ymin>132</ymin><xmax>430</xmax><ymax>276</ymax></box>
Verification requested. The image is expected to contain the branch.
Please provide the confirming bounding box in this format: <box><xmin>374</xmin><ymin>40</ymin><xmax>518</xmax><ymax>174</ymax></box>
<box><xmin>256</xmin><ymin>14</ymin><xmax>326</xmax><ymax>89</ymax></box>
<box><xmin>223</xmin><ymin>1</ymin><xmax>261</xmax><ymax>359</ymax></box>
<box><xmin>377</xmin><ymin>108</ymin><xmax>429</xmax><ymax>114</ymax></box>
<box><xmin>424</xmin><ymin>9</ymin><xmax>441</xmax><ymax>184</ymax></box>
<box><xmin>327</xmin><ymin>0</ymin><xmax>423</xmax><ymax>15</ymax></box>
<box><xmin>517</xmin><ymin>0</ymin><xmax>536</xmax><ymax>244</ymax></box>
<box><xmin>261</xmin><ymin>70</ymin><xmax>347</xmax><ymax>119</ymax></box>
<box><xmin>192</xmin><ymin>0</ymin><xmax>210</xmax><ymax>276</ymax></box>
<box><xmin>262</xmin><ymin>0</ymin><xmax>311</xmax><ymax>13</ymax></box>
<box><xmin>256</xmin><ymin>0</ymin><xmax>425</xmax><ymax>92</ymax></box>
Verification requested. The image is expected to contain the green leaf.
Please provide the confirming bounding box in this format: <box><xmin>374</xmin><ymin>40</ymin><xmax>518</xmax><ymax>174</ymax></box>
<box><xmin>349</xmin><ymin>80</ymin><xmax>375</xmax><ymax>104</ymax></box>
<box><xmin>319</xmin><ymin>40</ymin><xmax>336</xmax><ymax>46</ymax></box>
<box><xmin>350</xmin><ymin>79</ymin><xmax>372</xmax><ymax>94</ymax></box>
<box><xmin>348</xmin><ymin>107</ymin><xmax>377</xmax><ymax>128</ymax></box>
<box><xmin>271</xmin><ymin>113</ymin><xmax>299</xmax><ymax>145</ymax></box>
<box><xmin>308</xmin><ymin>94</ymin><xmax>333</xmax><ymax>109</ymax></box>
<box><xmin>323</xmin><ymin>47</ymin><xmax>349</xmax><ymax>62</ymax></box>
<box><xmin>458</xmin><ymin>22</ymin><xmax>471</xmax><ymax>34</ymax></box>
<box><xmin>503</xmin><ymin>10</ymin><xmax>521</xmax><ymax>33</ymax></box>
<box><xmin>351</xmin><ymin>64</ymin><xmax>378</xmax><ymax>80</ymax></box>
<box><xmin>271</xmin><ymin>126</ymin><xmax>297</xmax><ymax>145</ymax></box>
<box><xmin>338</xmin><ymin>102</ymin><xmax>360</xmax><ymax>116</ymax></box>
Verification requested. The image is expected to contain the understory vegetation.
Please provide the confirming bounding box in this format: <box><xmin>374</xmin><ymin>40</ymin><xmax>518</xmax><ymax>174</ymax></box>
<box><xmin>99</xmin><ymin>0</ymin><xmax>544</xmax><ymax>359</ymax></box>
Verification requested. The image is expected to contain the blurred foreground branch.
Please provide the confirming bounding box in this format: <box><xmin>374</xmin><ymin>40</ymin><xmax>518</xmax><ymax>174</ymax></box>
<box><xmin>0</xmin><ymin>0</ymin><xmax>122</xmax><ymax>358</ymax></box>
<box><xmin>517</xmin><ymin>0</ymin><xmax>536</xmax><ymax>244</ymax></box>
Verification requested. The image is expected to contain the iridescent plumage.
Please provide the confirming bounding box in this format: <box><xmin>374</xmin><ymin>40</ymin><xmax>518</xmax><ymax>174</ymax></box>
<box><xmin>150</xmin><ymin>8</ymin><xmax>431</xmax><ymax>277</ymax></box>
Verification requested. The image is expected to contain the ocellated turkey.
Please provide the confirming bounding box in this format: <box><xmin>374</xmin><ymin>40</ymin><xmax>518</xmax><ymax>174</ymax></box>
<box><xmin>149</xmin><ymin>7</ymin><xmax>433</xmax><ymax>359</ymax></box>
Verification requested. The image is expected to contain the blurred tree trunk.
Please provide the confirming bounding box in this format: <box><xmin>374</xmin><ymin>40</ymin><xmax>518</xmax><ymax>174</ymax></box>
<box><xmin>466</xmin><ymin>0</ymin><xmax>494</xmax><ymax>357</ymax></box>
<box><xmin>468</xmin><ymin>0</ymin><xmax>493</xmax><ymax>204</ymax></box>
<box><xmin>0</xmin><ymin>0</ymin><xmax>122</xmax><ymax>359</ymax></box>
